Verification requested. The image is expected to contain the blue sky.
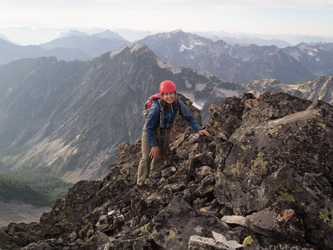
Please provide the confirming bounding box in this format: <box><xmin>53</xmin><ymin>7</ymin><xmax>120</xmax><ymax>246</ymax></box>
<box><xmin>0</xmin><ymin>0</ymin><xmax>332</xmax><ymax>45</ymax></box>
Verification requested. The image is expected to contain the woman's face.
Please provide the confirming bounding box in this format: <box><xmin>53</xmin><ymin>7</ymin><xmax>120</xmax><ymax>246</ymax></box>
<box><xmin>163</xmin><ymin>92</ymin><xmax>176</xmax><ymax>104</ymax></box>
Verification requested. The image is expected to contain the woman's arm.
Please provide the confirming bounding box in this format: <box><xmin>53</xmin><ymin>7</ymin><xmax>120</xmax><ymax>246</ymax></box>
<box><xmin>145</xmin><ymin>101</ymin><xmax>161</xmax><ymax>147</ymax></box>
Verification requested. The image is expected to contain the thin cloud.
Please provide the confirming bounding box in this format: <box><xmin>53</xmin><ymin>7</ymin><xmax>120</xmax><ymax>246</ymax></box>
<box><xmin>202</xmin><ymin>0</ymin><xmax>333</xmax><ymax>9</ymax></box>
<box><xmin>2</xmin><ymin>0</ymin><xmax>333</xmax><ymax>9</ymax></box>
<box><xmin>0</xmin><ymin>0</ymin><xmax>332</xmax><ymax>43</ymax></box>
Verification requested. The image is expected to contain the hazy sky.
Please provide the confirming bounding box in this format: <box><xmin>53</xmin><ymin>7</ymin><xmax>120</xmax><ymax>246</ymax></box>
<box><xmin>1</xmin><ymin>0</ymin><xmax>333</xmax><ymax>45</ymax></box>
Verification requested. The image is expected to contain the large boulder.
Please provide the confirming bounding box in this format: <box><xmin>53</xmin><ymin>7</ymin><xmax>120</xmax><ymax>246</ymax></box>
<box><xmin>213</xmin><ymin>93</ymin><xmax>333</xmax><ymax>248</ymax></box>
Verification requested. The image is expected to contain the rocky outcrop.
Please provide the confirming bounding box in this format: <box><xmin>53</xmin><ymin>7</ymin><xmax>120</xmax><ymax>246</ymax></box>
<box><xmin>1</xmin><ymin>92</ymin><xmax>332</xmax><ymax>249</ymax></box>
<box><xmin>242</xmin><ymin>75</ymin><xmax>333</xmax><ymax>106</ymax></box>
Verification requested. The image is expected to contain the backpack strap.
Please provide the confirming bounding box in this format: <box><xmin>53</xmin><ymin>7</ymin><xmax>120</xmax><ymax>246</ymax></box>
<box><xmin>158</xmin><ymin>99</ymin><xmax>164</xmax><ymax>129</ymax></box>
<box><xmin>158</xmin><ymin>98</ymin><xmax>180</xmax><ymax>130</ymax></box>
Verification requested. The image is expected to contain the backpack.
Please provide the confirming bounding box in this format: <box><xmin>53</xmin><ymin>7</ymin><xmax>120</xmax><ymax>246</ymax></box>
<box><xmin>143</xmin><ymin>93</ymin><xmax>178</xmax><ymax>129</ymax></box>
<box><xmin>143</xmin><ymin>93</ymin><xmax>163</xmax><ymax>123</ymax></box>
<box><xmin>144</xmin><ymin>93</ymin><xmax>163</xmax><ymax>112</ymax></box>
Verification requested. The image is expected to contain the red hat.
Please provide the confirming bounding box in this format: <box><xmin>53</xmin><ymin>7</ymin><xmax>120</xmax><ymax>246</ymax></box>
<box><xmin>159</xmin><ymin>80</ymin><xmax>176</xmax><ymax>94</ymax></box>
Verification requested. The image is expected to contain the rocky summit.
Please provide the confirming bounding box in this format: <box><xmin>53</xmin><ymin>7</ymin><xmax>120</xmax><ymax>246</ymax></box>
<box><xmin>0</xmin><ymin>92</ymin><xmax>332</xmax><ymax>249</ymax></box>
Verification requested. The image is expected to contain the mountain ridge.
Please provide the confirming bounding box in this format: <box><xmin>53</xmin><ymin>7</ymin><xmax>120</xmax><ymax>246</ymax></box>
<box><xmin>40</xmin><ymin>29</ymin><xmax>132</xmax><ymax>58</ymax></box>
<box><xmin>1</xmin><ymin>29</ymin><xmax>333</xmax><ymax>85</ymax></box>
<box><xmin>0</xmin><ymin>39</ymin><xmax>90</xmax><ymax>65</ymax></box>
<box><xmin>139</xmin><ymin>30</ymin><xmax>333</xmax><ymax>83</ymax></box>
<box><xmin>242</xmin><ymin>75</ymin><xmax>333</xmax><ymax>105</ymax></box>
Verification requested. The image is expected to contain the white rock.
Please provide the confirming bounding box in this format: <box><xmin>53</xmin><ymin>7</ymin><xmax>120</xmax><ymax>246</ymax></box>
<box><xmin>221</xmin><ymin>215</ymin><xmax>246</xmax><ymax>226</ymax></box>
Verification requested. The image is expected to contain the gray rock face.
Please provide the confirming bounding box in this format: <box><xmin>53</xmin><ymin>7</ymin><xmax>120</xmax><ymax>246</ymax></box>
<box><xmin>0</xmin><ymin>92</ymin><xmax>332</xmax><ymax>250</ymax></box>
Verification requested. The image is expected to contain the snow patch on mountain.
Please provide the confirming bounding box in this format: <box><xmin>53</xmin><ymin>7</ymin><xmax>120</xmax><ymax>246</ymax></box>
<box><xmin>197</xmin><ymin>70</ymin><xmax>216</xmax><ymax>78</ymax></box>
<box><xmin>192</xmin><ymin>102</ymin><xmax>203</xmax><ymax>110</ymax></box>
<box><xmin>185</xmin><ymin>80</ymin><xmax>192</xmax><ymax>88</ymax></box>
<box><xmin>180</xmin><ymin>91</ymin><xmax>204</xmax><ymax>110</ymax></box>
<box><xmin>179</xmin><ymin>41</ymin><xmax>204</xmax><ymax>52</ymax></box>
<box><xmin>156</xmin><ymin>58</ymin><xmax>182</xmax><ymax>74</ymax></box>
<box><xmin>217</xmin><ymin>88</ymin><xmax>240</xmax><ymax>97</ymax></box>
<box><xmin>194</xmin><ymin>83</ymin><xmax>206</xmax><ymax>91</ymax></box>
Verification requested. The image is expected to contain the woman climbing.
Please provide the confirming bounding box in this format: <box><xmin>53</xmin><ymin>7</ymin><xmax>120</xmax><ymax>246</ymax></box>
<box><xmin>137</xmin><ymin>80</ymin><xmax>211</xmax><ymax>186</ymax></box>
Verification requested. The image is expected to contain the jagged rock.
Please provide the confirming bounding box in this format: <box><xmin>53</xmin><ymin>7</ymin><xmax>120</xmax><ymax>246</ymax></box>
<box><xmin>208</xmin><ymin>94</ymin><xmax>246</xmax><ymax>136</ymax></box>
<box><xmin>189</xmin><ymin>235</ymin><xmax>217</xmax><ymax>249</ymax></box>
<box><xmin>144</xmin><ymin>196</ymin><xmax>230</xmax><ymax>250</ymax></box>
<box><xmin>1</xmin><ymin>92</ymin><xmax>332</xmax><ymax>250</ymax></box>
<box><xmin>188</xmin><ymin>231</ymin><xmax>244</xmax><ymax>250</ymax></box>
<box><xmin>40</xmin><ymin>180</ymin><xmax>102</xmax><ymax>239</ymax></box>
<box><xmin>115</xmin><ymin>141</ymin><xmax>141</xmax><ymax>165</ymax></box>
<box><xmin>0</xmin><ymin>222</ymin><xmax>41</xmax><ymax>249</ymax></box>
<box><xmin>104</xmin><ymin>236</ymin><xmax>158</xmax><ymax>249</ymax></box>
<box><xmin>213</xmin><ymin>93</ymin><xmax>333</xmax><ymax>248</ymax></box>
<box><xmin>246</xmin><ymin>207</ymin><xmax>305</xmax><ymax>241</ymax></box>
<box><xmin>188</xmin><ymin>235</ymin><xmax>225</xmax><ymax>249</ymax></box>
<box><xmin>212</xmin><ymin>231</ymin><xmax>244</xmax><ymax>249</ymax></box>
<box><xmin>0</xmin><ymin>230</ymin><xmax>13</xmax><ymax>249</ymax></box>
<box><xmin>221</xmin><ymin>215</ymin><xmax>246</xmax><ymax>227</ymax></box>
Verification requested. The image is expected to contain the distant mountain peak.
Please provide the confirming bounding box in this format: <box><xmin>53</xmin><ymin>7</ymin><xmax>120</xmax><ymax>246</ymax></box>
<box><xmin>171</xmin><ymin>29</ymin><xmax>183</xmax><ymax>33</ymax></box>
<box><xmin>0</xmin><ymin>33</ymin><xmax>11</xmax><ymax>42</ymax></box>
<box><xmin>109</xmin><ymin>45</ymin><xmax>129</xmax><ymax>58</ymax></box>
<box><xmin>92</xmin><ymin>30</ymin><xmax>125</xmax><ymax>41</ymax></box>
<box><xmin>58</xmin><ymin>29</ymin><xmax>126</xmax><ymax>41</ymax></box>
<box><xmin>108</xmin><ymin>43</ymin><xmax>149</xmax><ymax>59</ymax></box>
<box><xmin>59</xmin><ymin>29</ymin><xmax>88</xmax><ymax>38</ymax></box>
<box><xmin>130</xmin><ymin>42</ymin><xmax>149</xmax><ymax>53</ymax></box>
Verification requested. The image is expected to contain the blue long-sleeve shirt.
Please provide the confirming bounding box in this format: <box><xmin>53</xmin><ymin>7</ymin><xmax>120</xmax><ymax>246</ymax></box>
<box><xmin>145</xmin><ymin>99</ymin><xmax>202</xmax><ymax>147</ymax></box>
